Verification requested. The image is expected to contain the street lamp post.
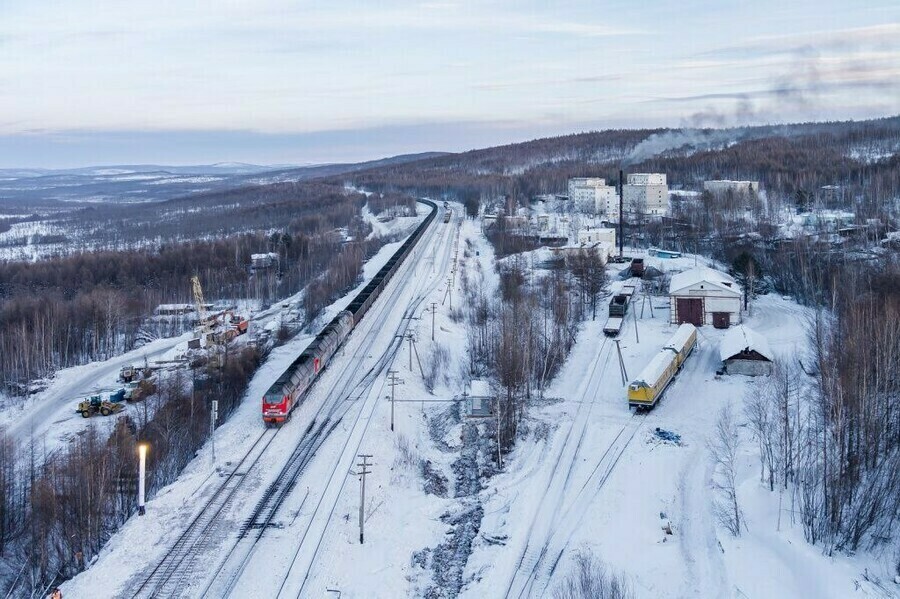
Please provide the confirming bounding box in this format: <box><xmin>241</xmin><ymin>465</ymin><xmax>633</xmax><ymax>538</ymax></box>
<box><xmin>138</xmin><ymin>443</ymin><xmax>148</xmax><ymax>516</ymax></box>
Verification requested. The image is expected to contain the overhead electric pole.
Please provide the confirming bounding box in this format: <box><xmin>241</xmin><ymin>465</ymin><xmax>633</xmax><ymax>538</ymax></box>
<box><xmin>387</xmin><ymin>370</ymin><xmax>404</xmax><ymax>431</ymax></box>
<box><xmin>429</xmin><ymin>302</ymin><xmax>437</xmax><ymax>340</ymax></box>
<box><xmin>210</xmin><ymin>399</ymin><xmax>218</xmax><ymax>468</ymax></box>
<box><xmin>614</xmin><ymin>339</ymin><xmax>629</xmax><ymax>385</ymax></box>
<box><xmin>352</xmin><ymin>454</ymin><xmax>372</xmax><ymax>544</ymax></box>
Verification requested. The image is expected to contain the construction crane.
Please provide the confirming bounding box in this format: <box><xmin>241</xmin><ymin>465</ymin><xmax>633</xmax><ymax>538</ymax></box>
<box><xmin>190</xmin><ymin>275</ymin><xmax>224</xmax><ymax>369</ymax></box>
<box><xmin>191</xmin><ymin>275</ymin><xmax>211</xmax><ymax>340</ymax></box>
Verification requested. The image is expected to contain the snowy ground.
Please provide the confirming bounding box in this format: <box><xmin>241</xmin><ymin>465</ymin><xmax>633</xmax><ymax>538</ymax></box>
<box><xmin>61</xmin><ymin>201</ymin><xmax>453</xmax><ymax>598</ymax></box>
<box><xmin>0</xmin><ymin>204</ymin><xmax>425</xmax><ymax>460</ymax></box>
<box><xmin>58</xmin><ymin>227</ymin><xmax>898</xmax><ymax>598</ymax></box>
<box><xmin>465</xmin><ymin>251</ymin><xmax>897</xmax><ymax>599</ymax></box>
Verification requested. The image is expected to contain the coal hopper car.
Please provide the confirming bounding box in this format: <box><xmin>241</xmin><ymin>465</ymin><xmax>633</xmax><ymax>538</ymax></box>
<box><xmin>262</xmin><ymin>199</ymin><xmax>437</xmax><ymax>424</ymax></box>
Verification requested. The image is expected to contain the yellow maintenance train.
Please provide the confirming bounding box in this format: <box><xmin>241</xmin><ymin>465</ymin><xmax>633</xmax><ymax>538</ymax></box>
<box><xmin>627</xmin><ymin>323</ymin><xmax>697</xmax><ymax>409</ymax></box>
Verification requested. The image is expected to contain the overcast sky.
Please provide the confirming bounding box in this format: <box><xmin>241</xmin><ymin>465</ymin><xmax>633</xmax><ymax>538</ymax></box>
<box><xmin>1</xmin><ymin>0</ymin><xmax>898</xmax><ymax>167</ymax></box>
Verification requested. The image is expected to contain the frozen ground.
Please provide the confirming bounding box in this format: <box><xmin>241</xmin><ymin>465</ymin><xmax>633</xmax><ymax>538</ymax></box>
<box><xmin>61</xmin><ymin>201</ymin><xmax>451</xmax><ymax>598</ymax></box>
<box><xmin>466</xmin><ymin>251</ymin><xmax>897</xmax><ymax>599</ymax></box>
<box><xmin>58</xmin><ymin>233</ymin><xmax>898</xmax><ymax>598</ymax></box>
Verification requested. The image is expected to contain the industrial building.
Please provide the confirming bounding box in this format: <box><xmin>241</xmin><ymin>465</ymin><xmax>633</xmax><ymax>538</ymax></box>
<box><xmin>624</xmin><ymin>173</ymin><xmax>668</xmax><ymax>217</ymax></box>
<box><xmin>719</xmin><ymin>325</ymin><xmax>774</xmax><ymax>375</ymax></box>
<box><xmin>568</xmin><ymin>178</ymin><xmax>618</xmax><ymax>217</ymax></box>
<box><xmin>703</xmin><ymin>180</ymin><xmax>760</xmax><ymax>195</ymax></box>
<box><xmin>251</xmin><ymin>252</ymin><xmax>279</xmax><ymax>270</ymax></box>
<box><xmin>577</xmin><ymin>226</ymin><xmax>616</xmax><ymax>248</ymax></box>
<box><xmin>669</xmin><ymin>266</ymin><xmax>742</xmax><ymax>327</ymax></box>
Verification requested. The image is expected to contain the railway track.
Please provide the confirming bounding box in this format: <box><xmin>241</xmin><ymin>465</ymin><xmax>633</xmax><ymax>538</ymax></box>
<box><xmin>277</xmin><ymin>205</ymin><xmax>453</xmax><ymax>597</ymax></box>
<box><xmin>205</xmin><ymin>333</ymin><xmax>405</xmax><ymax>598</ymax></box>
<box><xmin>195</xmin><ymin>204</ymin><xmax>454</xmax><ymax>598</ymax></box>
<box><xmin>504</xmin><ymin>322</ymin><xmax>650</xmax><ymax>599</ymax></box>
<box><xmin>512</xmin><ymin>413</ymin><xmax>646</xmax><ymax>598</ymax></box>
<box><xmin>130</xmin><ymin>203</ymin><xmax>445</xmax><ymax>599</ymax></box>
<box><xmin>129</xmin><ymin>427</ymin><xmax>279</xmax><ymax>598</ymax></box>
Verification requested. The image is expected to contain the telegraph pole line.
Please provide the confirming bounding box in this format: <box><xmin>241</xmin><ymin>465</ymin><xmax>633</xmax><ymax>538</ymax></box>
<box><xmin>351</xmin><ymin>454</ymin><xmax>372</xmax><ymax>544</ymax></box>
<box><xmin>387</xmin><ymin>370</ymin><xmax>404</xmax><ymax>431</ymax></box>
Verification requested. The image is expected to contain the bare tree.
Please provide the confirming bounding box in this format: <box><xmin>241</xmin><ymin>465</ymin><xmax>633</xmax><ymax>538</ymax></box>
<box><xmin>553</xmin><ymin>550</ymin><xmax>632</xmax><ymax>599</ymax></box>
<box><xmin>708</xmin><ymin>405</ymin><xmax>744</xmax><ymax>536</ymax></box>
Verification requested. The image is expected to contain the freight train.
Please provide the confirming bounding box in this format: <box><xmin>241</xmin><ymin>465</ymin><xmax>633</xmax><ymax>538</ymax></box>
<box><xmin>262</xmin><ymin>200</ymin><xmax>438</xmax><ymax>424</ymax></box>
<box><xmin>627</xmin><ymin>323</ymin><xmax>697</xmax><ymax>409</ymax></box>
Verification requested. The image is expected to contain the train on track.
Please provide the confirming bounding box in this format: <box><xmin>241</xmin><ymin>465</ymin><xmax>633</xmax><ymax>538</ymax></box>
<box><xmin>262</xmin><ymin>199</ymin><xmax>438</xmax><ymax>424</ymax></box>
<box><xmin>627</xmin><ymin>323</ymin><xmax>697</xmax><ymax>409</ymax></box>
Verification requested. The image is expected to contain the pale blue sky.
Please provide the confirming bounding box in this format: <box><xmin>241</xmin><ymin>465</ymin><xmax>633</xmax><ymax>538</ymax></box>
<box><xmin>1</xmin><ymin>0</ymin><xmax>898</xmax><ymax>167</ymax></box>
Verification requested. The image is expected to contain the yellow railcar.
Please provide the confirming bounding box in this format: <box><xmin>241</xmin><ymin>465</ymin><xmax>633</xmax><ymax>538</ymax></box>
<box><xmin>665</xmin><ymin>323</ymin><xmax>698</xmax><ymax>369</ymax></box>
<box><xmin>627</xmin><ymin>324</ymin><xmax>697</xmax><ymax>409</ymax></box>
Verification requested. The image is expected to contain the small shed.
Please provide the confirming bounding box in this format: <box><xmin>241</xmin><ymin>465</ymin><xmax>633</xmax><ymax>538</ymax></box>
<box><xmin>251</xmin><ymin>252</ymin><xmax>279</xmax><ymax>270</ymax></box>
<box><xmin>669</xmin><ymin>266</ymin><xmax>742</xmax><ymax>327</ymax></box>
<box><xmin>466</xmin><ymin>379</ymin><xmax>494</xmax><ymax>418</ymax></box>
<box><xmin>719</xmin><ymin>325</ymin><xmax>774</xmax><ymax>376</ymax></box>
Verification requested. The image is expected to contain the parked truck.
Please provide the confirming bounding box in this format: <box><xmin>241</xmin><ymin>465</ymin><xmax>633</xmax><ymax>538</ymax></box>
<box><xmin>119</xmin><ymin>365</ymin><xmax>136</xmax><ymax>383</ymax></box>
<box><xmin>630</xmin><ymin>258</ymin><xmax>645</xmax><ymax>278</ymax></box>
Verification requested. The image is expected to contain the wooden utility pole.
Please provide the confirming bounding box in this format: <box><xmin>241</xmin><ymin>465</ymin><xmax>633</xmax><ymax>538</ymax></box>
<box><xmin>409</xmin><ymin>335</ymin><xmax>426</xmax><ymax>381</ymax></box>
<box><xmin>429</xmin><ymin>302</ymin><xmax>437</xmax><ymax>340</ymax></box>
<box><xmin>406</xmin><ymin>332</ymin><xmax>415</xmax><ymax>371</ymax></box>
<box><xmin>352</xmin><ymin>454</ymin><xmax>372</xmax><ymax>544</ymax></box>
<box><xmin>443</xmin><ymin>276</ymin><xmax>453</xmax><ymax>310</ymax></box>
<box><xmin>633</xmin><ymin>300</ymin><xmax>640</xmax><ymax>344</ymax></box>
<box><xmin>387</xmin><ymin>370</ymin><xmax>404</xmax><ymax>431</ymax></box>
<box><xmin>614</xmin><ymin>339</ymin><xmax>628</xmax><ymax>385</ymax></box>
<box><xmin>210</xmin><ymin>400</ymin><xmax>218</xmax><ymax>468</ymax></box>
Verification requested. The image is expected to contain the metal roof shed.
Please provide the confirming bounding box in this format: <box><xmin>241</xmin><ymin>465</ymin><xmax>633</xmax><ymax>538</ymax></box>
<box><xmin>719</xmin><ymin>325</ymin><xmax>774</xmax><ymax>376</ymax></box>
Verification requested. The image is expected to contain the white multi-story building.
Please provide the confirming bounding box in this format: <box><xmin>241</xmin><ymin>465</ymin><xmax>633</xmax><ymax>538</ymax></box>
<box><xmin>568</xmin><ymin>177</ymin><xmax>618</xmax><ymax>217</ymax></box>
<box><xmin>624</xmin><ymin>173</ymin><xmax>668</xmax><ymax>217</ymax></box>
<box><xmin>703</xmin><ymin>180</ymin><xmax>759</xmax><ymax>195</ymax></box>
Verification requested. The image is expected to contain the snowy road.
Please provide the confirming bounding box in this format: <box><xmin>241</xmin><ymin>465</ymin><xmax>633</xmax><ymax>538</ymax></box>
<box><xmin>1</xmin><ymin>331</ymin><xmax>194</xmax><ymax>450</ymax></box>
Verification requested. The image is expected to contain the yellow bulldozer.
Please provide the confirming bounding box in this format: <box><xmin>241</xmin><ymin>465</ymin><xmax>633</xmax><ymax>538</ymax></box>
<box><xmin>76</xmin><ymin>394</ymin><xmax>125</xmax><ymax>418</ymax></box>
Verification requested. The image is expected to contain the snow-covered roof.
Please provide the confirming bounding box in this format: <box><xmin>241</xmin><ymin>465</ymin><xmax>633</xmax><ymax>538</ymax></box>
<box><xmin>469</xmin><ymin>379</ymin><xmax>492</xmax><ymax>397</ymax></box>
<box><xmin>633</xmin><ymin>351</ymin><xmax>674</xmax><ymax>388</ymax></box>
<box><xmin>669</xmin><ymin>266</ymin><xmax>740</xmax><ymax>296</ymax></box>
<box><xmin>664</xmin><ymin>323</ymin><xmax>696</xmax><ymax>353</ymax></box>
<box><xmin>719</xmin><ymin>325</ymin><xmax>774</xmax><ymax>362</ymax></box>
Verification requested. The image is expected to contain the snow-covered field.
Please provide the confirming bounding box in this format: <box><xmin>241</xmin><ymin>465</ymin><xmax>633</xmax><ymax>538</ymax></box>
<box><xmin>466</xmin><ymin>252</ymin><xmax>896</xmax><ymax>598</ymax></box>
<box><xmin>56</xmin><ymin>220</ymin><xmax>897</xmax><ymax>598</ymax></box>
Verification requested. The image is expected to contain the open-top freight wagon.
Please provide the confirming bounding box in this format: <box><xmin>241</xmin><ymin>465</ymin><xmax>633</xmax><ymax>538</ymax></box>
<box><xmin>262</xmin><ymin>199</ymin><xmax>438</xmax><ymax>425</ymax></box>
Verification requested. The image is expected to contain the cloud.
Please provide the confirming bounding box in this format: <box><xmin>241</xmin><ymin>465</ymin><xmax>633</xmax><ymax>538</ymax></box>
<box><xmin>701</xmin><ymin>22</ymin><xmax>900</xmax><ymax>60</ymax></box>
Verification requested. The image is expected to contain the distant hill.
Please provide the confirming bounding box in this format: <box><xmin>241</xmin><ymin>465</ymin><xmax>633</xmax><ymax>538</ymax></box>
<box><xmin>341</xmin><ymin>116</ymin><xmax>900</xmax><ymax>209</ymax></box>
<box><xmin>0</xmin><ymin>152</ymin><xmax>450</xmax><ymax>209</ymax></box>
